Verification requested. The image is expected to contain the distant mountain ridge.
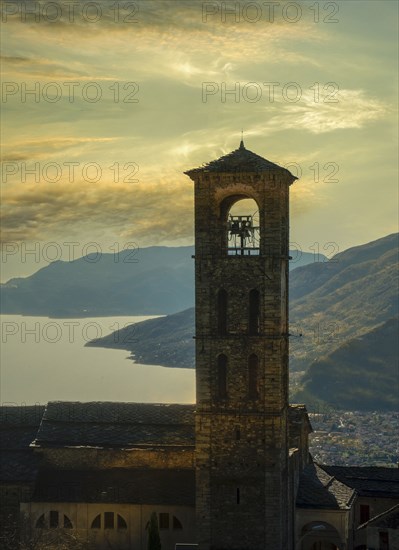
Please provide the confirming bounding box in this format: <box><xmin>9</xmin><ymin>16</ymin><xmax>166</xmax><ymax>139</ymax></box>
<box><xmin>0</xmin><ymin>246</ymin><xmax>324</xmax><ymax>317</ymax></box>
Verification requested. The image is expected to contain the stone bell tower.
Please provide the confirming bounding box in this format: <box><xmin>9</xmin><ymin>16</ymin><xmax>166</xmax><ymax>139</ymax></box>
<box><xmin>185</xmin><ymin>140</ymin><xmax>297</xmax><ymax>550</ymax></box>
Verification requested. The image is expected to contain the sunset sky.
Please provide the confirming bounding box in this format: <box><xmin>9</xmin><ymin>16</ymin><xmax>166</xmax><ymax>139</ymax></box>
<box><xmin>1</xmin><ymin>0</ymin><xmax>398</xmax><ymax>280</ymax></box>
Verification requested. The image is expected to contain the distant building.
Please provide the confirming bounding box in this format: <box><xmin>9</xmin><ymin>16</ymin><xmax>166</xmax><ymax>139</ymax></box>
<box><xmin>1</xmin><ymin>143</ymin><xmax>398</xmax><ymax>550</ymax></box>
<box><xmin>358</xmin><ymin>504</ymin><xmax>399</xmax><ymax>549</ymax></box>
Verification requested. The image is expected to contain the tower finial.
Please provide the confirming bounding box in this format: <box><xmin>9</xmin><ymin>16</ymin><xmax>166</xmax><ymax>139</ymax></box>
<box><xmin>240</xmin><ymin>129</ymin><xmax>245</xmax><ymax>149</ymax></box>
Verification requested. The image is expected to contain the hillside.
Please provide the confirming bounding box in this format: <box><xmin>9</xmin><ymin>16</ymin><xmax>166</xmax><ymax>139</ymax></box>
<box><xmin>289</xmin><ymin>233</ymin><xmax>398</xmax><ymax>368</ymax></box>
<box><xmin>88</xmin><ymin>308</ymin><xmax>196</xmax><ymax>369</ymax></box>
<box><xmin>0</xmin><ymin>246</ymin><xmax>320</xmax><ymax>317</ymax></box>
<box><xmin>293</xmin><ymin>318</ymin><xmax>399</xmax><ymax>411</ymax></box>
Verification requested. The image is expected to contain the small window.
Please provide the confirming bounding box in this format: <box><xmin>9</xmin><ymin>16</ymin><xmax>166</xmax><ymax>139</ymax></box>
<box><xmin>91</xmin><ymin>514</ymin><xmax>101</xmax><ymax>529</ymax></box>
<box><xmin>159</xmin><ymin>513</ymin><xmax>169</xmax><ymax>530</ymax></box>
<box><xmin>63</xmin><ymin>515</ymin><xmax>73</xmax><ymax>529</ymax></box>
<box><xmin>49</xmin><ymin>510</ymin><xmax>59</xmax><ymax>529</ymax></box>
<box><xmin>248</xmin><ymin>354</ymin><xmax>259</xmax><ymax>399</ymax></box>
<box><xmin>359</xmin><ymin>504</ymin><xmax>370</xmax><ymax>524</ymax></box>
<box><xmin>117</xmin><ymin>514</ymin><xmax>127</xmax><ymax>529</ymax></box>
<box><xmin>217</xmin><ymin>289</ymin><xmax>228</xmax><ymax>335</ymax></box>
<box><xmin>217</xmin><ymin>354</ymin><xmax>228</xmax><ymax>399</ymax></box>
<box><xmin>235</xmin><ymin>428</ymin><xmax>241</xmax><ymax>441</ymax></box>
<box><xmin>249</xmin><ymin>289</ymin><xmax>260</xmax><ymax>335</ymax></box>
<box><xmin>36</xmin><ymin>514</ymin><xmax>45</xmax><ymax>529</ymax></box>
<box><xmin>173</xmin><ymin>515</ymin><xmax>183</xmax><ymax>530</ymax></box>
<box><xmin>236</xmin><ymin>488</ymin><xmax>240</xmax><ymax>504</ymax></box>
<box><xmin>104</xmin><ymin>511</ymin><xmax>114</xmax><ymax>529</ymax></box>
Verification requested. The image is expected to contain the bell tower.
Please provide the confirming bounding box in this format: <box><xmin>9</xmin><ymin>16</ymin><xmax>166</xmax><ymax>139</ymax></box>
<box><xmin>185</xmin><ymin>140</ymin><xmax>297</xmax><ymax>550</ymax></box>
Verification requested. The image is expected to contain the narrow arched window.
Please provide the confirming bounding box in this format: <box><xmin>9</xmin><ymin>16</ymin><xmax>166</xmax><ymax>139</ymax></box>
<box><xmin>64</xmin><ymin>515</ymin><xmax>73</xmax><ymax>528</ymax></box>
<box><xmin>249</xmin><ymin>289</ymin><xmax>260</xmax><ymax>335</ymax></box>
<box><xmin>217</xmin><ymin>289</ymin><xmax>228</xmax><ymax>335</ymax></box>
<box><xmin>35</xmin><ymin>512</ymin><xmax>73</xmax><ymax>529</ymax></box>
<box><xmin>217</xmin><ymin>354</ymin><xmax>228</xmax><ymax>399</ymax></box>
<box><xmin>248</xmin><ymin>354</ymin><xmax>259</xmax><ymax>399</ymax></box>
<box><xmin>117</xmin><ymin>514</ymin><xmax>127</xmax><ymax>529</ymax></box>
<box><xmin>91</xmin><ymin>514</ymin><xmax>101</xmax><ymax>529</ymax></box>
<box><xmin>173</xmin><ymin>515</ymin><xmax>183</xmax><ymax>530</ymax></box>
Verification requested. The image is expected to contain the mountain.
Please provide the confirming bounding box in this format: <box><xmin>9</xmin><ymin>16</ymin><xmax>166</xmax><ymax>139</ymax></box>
<box><xmin>289</xmin><ymin>233</ymin><xmax>398</xmax><ymax>369</ymax></box>
<box><xmin>87</xmin><ymin>308</ymin><xmax>196</xmax><ymax>369</ymax></box>
<box><xmin>292</xmin><ymin>318</ymin><xmax>399</xmax><ymax>411</ymax></box>
<box><xmin>1</xmin><ymin>246</ymin><xmax>194</xmax><ymax>316</ymax></box>
<box><xmin>0</xmin><ymin>246</ymin><xmax>322</xmax><ymax>317</ymax></box>
<box><xmin>87</xmin><ymin>234</ymin><xmax>399</xmax><ymax>410</ymax></box>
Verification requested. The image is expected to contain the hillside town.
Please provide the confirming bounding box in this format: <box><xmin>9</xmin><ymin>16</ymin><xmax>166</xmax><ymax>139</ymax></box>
<box><xmin>309</xmin><ymin>410</ymin><xmax>399</xmax><ymax>467</ymax></box>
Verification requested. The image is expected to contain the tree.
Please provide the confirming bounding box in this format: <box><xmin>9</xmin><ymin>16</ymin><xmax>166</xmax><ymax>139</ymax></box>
<box><xmin>146</xmin><ymin>512</ymin><xmax>161</xmax><ymax>550</ymax></box>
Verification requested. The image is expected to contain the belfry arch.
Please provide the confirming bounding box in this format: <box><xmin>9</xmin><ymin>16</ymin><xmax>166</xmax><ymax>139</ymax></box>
<box><xmin>219</xmin><ymin>195</ymin><xmax>260</xmax><ymax>255</ymax></box>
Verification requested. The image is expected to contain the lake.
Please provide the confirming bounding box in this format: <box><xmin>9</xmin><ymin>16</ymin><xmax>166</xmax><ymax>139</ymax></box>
<box><xmin>0</xmin><ymin>315</ymin><xmax>195</xmax><ymax>406</ymax></box>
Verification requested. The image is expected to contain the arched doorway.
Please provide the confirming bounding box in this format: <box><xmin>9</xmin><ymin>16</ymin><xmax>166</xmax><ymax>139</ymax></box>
<box><xmin>298</xmin><ymin>521</ymin><xmax>344</xmax><ymax>550</ymax></box>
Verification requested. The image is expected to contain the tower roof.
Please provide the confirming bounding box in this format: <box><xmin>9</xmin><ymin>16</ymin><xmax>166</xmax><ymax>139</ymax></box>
<box><xmin>184</xmin><ymin>140</ymin><xmax>296</xmax><ymax>178</ymax></box>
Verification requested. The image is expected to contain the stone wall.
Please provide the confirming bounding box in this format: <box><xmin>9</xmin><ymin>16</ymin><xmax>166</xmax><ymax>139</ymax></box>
<box><xmin>36</xmin><ymin>446</ymin><xmax>195</xmax><ymax>470</ymax></box>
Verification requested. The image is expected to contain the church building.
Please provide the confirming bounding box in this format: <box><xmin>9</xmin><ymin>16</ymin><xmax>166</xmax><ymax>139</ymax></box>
<box><xmin>1</xmin><ymin>142</ymin><xmax>398</xmax><ymax>550</ymax></box>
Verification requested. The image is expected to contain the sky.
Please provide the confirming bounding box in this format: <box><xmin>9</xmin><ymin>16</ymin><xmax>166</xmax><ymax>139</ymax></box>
<box><xmin>1</xmin><ymin>0</ymin><xmax>398</xmax><ymax>281</ymax></box>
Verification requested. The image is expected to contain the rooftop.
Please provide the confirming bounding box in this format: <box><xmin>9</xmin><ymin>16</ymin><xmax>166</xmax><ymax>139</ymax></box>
<box><xmin>184</xmin><ymin>140</ymin><xmax>296</xmax><ymax>178</ymax></box>
<box><xmin>296</xmin><ymin>462</ymin><xmax>356</xmax><ymax>510</ymax></box>
<box><xmin>30</xmin><ymin>401</ymin><xmax>311</xmax><ymax>450</ymax></box>
<box><xmin>321</xmin><ymin>465</ymin><xmax>399</xmax><ymax>498</ymax></box>
<box><xmin>0</xmin><ymin>406</ymin><xmax>44</xmax><ymax>483</ymax></box>
<box><xmin>31</xmin><ymin>401</ymin><xmax>196</xmax><ymax>449</ymax></box>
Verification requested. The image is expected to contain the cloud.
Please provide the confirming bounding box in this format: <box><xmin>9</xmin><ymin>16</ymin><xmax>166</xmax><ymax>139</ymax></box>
<box><xmin>1</xmin><ymin>0</ymin><xmax>324</xmax><ymax>84</ymax></box>
<box><xmin>236</xmin><ymin>88</ymin><xmax>389</xmax><ymax>136</ymax></box>
<box><xmin>0</xmin><ymin>172</ymin><xmax>194</xmax><ymax>246</ymax></box>
<box><xmin>1</xmin><ymin>137</ymin><xmax>119</xmax><ymax>163</ymax></box>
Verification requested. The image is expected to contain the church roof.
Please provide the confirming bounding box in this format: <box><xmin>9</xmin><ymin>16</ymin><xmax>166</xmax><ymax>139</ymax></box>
<box><xmin>296</xmin><ymin>463</ymin><xmax>356</xmax><ymax>510</ymax></box>
<box><xmin>31</xmin><ymin>401</ymin><xmax>312</xmax><ymax>450</ymax></box>
<box><xmin>321</xmin><ymin>465</ymin><xmax>399</xmax><ymax>498</ymax></box>
<box><xmin>31</xmin><ymin>401</ymin><xmax>195</xmax><ymax>449</ymax></box>
<box><xmin>184</xmin><ymin>140</ymin><xmax>296</xmax><ymax>177</ymax></box>
<box><xmin>0</xmin><ymin>405</ymin><xmax>44</xmax><ymax>483</ymax></box>
<box><xmin>31</xmin><ymin>468</ymin><xmax>195</xmax><ymax>506</ymax></box>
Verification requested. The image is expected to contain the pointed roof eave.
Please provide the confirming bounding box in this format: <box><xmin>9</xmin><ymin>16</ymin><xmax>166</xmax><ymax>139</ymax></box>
<box><xmin>184</xmin><ymin>141</ymin><xmax>297</xmax><ymax>181</ymax></box>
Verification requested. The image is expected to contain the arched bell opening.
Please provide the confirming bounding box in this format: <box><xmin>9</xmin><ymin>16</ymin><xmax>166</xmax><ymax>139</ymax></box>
<box><xmin>220</xmin><ymin>196</ymin><xmax>260</xmax><ymax>256</ymax></box>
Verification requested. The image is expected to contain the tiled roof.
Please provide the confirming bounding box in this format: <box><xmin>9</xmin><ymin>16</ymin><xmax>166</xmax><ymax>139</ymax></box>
<box><xmin>0</xmin><ymin>405</ymin><xmax>45</xmax><ymax>426</ymax></box>
<box><xmin>321</xmin><ymin>465</ymin><xmax>399</xmax><ymax>498</ymax></box>
<box><xmin>32</xmin><ymin>401</ymin><xmax>310</xmax><ymax>449</ymax></box>
<box><xmin>184</xmin><ymin>141</ymin><xmax>296</xmax><ymax>177</ymax></box>
<box><xmin>296</xmin><ymin>463</ymin><xmax>355</xmax><ymax>510</ymax></box>
<box><xmin>32</xmin><ymin>402</ymin><xmax>196</xmax><ymax>449</ymax></box>
<box><xmin>32</xmin><ymin>468</ymin><xmax>195</xmax><ymax>506</ymax></box>
<box><xmin>358</xmin><ymin>504</ymin><xmax>399</xmax><ymax>530</ymax></box>
<box><xmin>0</xmin><ymin>406</ymin><xmax>44</xmax><ymax>482</ymax></box>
